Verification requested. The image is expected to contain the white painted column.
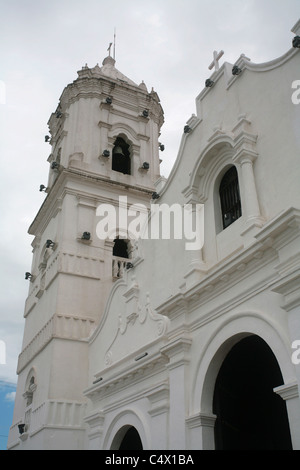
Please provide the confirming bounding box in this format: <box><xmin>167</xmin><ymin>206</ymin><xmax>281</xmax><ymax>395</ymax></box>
<box><xmin>161</xmin><ymin>336</ymin><xmax>192</xmax><ymax>449</ymax></box>
<box><xmin>232</xmin><ymin>117</ymin><xmax>264</xmax><ymax>236</ymax></box>
<box><xmin>186</xmin><ymin>412</ymin><xmax>216</xmax><ymax>449</ymax></box>
<box><xmin>239</xmin><ymin>155</ymin><xmax>262</xmax><ymax>223</ymax></box>
<box><xmin>183</xmin><ymin>198</ymin><xmax>206</xmax><ymax>289</ymax></box>
<box><xmin>273</xmin><ymin>273</ymin><xmax>300</xmax><ymax>394</ymax></box>
<box><xmin>233</xmin><ymin>150</ymin><xmax>264</xmax><ymax>239</ymax></box>
<box><xmin>272</xmin><ymin>270</ymin><xmax>300</xmax><ymax>449</ymax></box>
<box><xmin>146</xmin><ymin>383</ymin><xmax>169</xmax><ymax>449</ymax></box>
<box><xmin>274</xmin><ymin>382</ymin><xmax>300</xmax><ymax>450</ymax></box>
<box><xmin>84</xmin><ymin>411</ymin><xmax>105</xmax><ymax>450</ymax></box>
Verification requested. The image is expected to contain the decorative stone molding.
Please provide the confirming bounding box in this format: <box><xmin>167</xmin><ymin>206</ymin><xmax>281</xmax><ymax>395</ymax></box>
<box><xmin>183</xmin><ymin>114</ymin><xmax>264</xmax><ymax>240</ymax></box>
<box><xmin>160</xmin><ymin>335</ymin><xmax>192</xmax><ymax>370</ymax></box>
<box><xmin>55</xmin><ymin>314</ymin><xmax>96</xmax><ymax>340</ymax></box>
<box><xmin>9</xmin><ymin>399</ymin><xmax>87</xmax><ymax>446</ymax></box>
<box><xmin>17</xmin><ymin>314</ymin><xmax>95</xmax><ymax>373</ymax></box>
<box><xmin>84</xmin><ymin>411</ymin><xmax>105</xmax><ymax>440</ymax></box>
<box><xmin>274</xmin><ymin>382</ymin><xmax>299</xmax><ymax>401</ymax></box>
<box><xmin>156</xmin><ymin>232</ymin><xmax>278</xmax><ymax>329</ymax></box>
<box><xmin>104</xmin><ymin>284</ymin><xmax>170</xmax><ymax>367</ymax></box>
<box><xmin>292</xmin><ymin>19</ymin><xmax>300</xmax><ymax>35</ymax></box>
<box><xmin>68</xmin><ymin>152</ymin><xmax>84</xmax><ymax>168</ymax></box>
<box><xmin>186</xmin><ymin>412</ymin><xmax>216</xmax><ymax>429</ymax></box>
<box><xmin>87</xmin><ymin>351</ymin><xmax>169</xmax><ymax>401</ymax></box>
<box><xmin>25</xmin><ymin>250</ymin><xmax>104</xmax><ymax>316</ymax></box>
<box><xmin>59</xmin><ymin>252</ymin><xmax>103</xmax><ymax>280</ymax></box>
<box><xmin>46</xmin><ymin>400</ymin><xmax>87</xmax><ymax>428</ymax></box>
<box><xmin>146</xmin><ymin>382</ymin><xmax>169</xmax><ymax>417</ymax></box>
<box><xmin>272</xmin><ymin>270</ymin><xmax>300</xmax><ymax>313</ymax></box>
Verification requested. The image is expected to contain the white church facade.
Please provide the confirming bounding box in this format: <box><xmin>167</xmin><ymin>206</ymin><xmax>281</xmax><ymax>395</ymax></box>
<box><xmin>8</xmin><ymin>19</ymin><xmax>300</xmax><ymax>450</ymax></box>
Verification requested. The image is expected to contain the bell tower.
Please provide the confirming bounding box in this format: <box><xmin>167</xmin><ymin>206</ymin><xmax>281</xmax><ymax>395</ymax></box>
<box><xmin>8</xmin><ymin>54</ymin><xmax>164</xmax><ymax>450</ymax></box>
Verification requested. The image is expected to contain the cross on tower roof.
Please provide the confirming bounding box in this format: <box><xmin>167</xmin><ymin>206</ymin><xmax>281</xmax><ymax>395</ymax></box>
<box><xmin>208</xmin><ymin>50</ymin><xmax>224</xmax><ymax>72</ymax></box>
<box><xmin>107</xmin><ymin>42</ymin><xmax>113</xmax><ymax>56</ymax></box>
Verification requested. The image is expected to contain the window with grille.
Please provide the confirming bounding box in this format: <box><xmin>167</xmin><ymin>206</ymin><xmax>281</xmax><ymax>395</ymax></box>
<box><xmin>219</xmin><ymin>166</ymin><xmax>242</xmax><ymax>229</ymax></box>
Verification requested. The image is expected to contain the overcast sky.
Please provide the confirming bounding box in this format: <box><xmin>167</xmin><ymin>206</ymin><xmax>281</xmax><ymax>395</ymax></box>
<box><xmin>0</xmin><ymin>0</ymin><xmax>299</xmax><ymax>385</ymax></box>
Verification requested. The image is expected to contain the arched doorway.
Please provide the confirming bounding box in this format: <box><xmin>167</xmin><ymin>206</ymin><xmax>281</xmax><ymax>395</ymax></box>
<box><xmin>110</xmin><ymin>425</ymin><xmax>143</xmax><ymax>450</ymax></box>
<box><xmin>213</xmin><ymin>335</ymin><xmax>292</xmax><ymax>449</ymax></box>
<box><xmin>118</xmin><ymin>426</ymin><xmax>143</xmax><ymax>450</ymax></box>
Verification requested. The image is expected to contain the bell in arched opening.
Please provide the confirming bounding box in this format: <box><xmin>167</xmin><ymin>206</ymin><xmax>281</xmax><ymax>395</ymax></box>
<box><xmin>112</xmin><ymin>137</ymin><xmax>131</xmax><ymax>175</ymax></box>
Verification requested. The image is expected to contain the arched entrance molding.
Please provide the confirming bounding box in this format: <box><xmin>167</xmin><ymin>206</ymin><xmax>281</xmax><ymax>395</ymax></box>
<box><xmin>189</xmin><ymin>312</ymin><xmax>297</xmax><ymax>448</ymax></box>
<box><xmin>103</xmin><ymin>409</ymin><xmax>150</xmax><ymax>450</ymax></box>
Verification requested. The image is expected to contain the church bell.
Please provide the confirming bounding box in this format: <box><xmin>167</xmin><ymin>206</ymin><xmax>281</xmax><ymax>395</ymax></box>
<box><xmin>113</xmin><ymin>146</ymin><xmax>125</xmax><ymax>157</ymax></box>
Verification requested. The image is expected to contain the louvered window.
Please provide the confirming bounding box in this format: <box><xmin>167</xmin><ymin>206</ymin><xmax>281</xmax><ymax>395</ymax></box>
<box><xmin>219</xmin><ymin>166</ymin><xmax>242</xmax><ymax>229</ymax></box>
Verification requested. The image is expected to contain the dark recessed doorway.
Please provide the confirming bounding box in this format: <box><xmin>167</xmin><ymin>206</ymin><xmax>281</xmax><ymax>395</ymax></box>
<box><xmin>213</xmin><ymin>335</ymin><xmax>292</xmax><ymax>450</ymax></box>
<box><xmin>118</xmin><ymin>426</ymin><xmax>143</xmax><ymax>450</ymax></box>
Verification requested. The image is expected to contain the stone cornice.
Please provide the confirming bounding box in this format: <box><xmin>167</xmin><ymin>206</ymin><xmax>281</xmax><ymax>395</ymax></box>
<box><xmin>56</xmin><ymin>73</ymin><xmax>163</xmax><ymax>126</ymax></box>
<box><xmin>99</xmin><ymin>380</ymin><xmax>169</xmax><ymax>417</ymax></box>
<box><xmin>186</xmin><ymin>412</ymin><xmax>216</xmax><ymax>429</ymax></box>
<box><xmin>271</xmin><ymin>269</ymin><xmax>300</xmax><ymax>312</ymax></box>
<box><xmin>156</xmin><ymin>241</ymin><xmax>274</xmax><ymax>320</ymax></box>
<box><xmin>255</xmin><ymin>207</ymin><xmax>300</xmax><ymax>250</ymax></box>
<box><xmin>85</xmin><ymin>347</ymin><xmax>168</xmax><ymax>401</ymax></box>
<box><xmin>274</xmin><ymin>381</ymin><xmax>299</xmax><ymax>401</ymax></box>
<box><xmin>146</xmin><ymin>381</ymin><xmax>169</xmax><ymax>417</ymax></box>
<box><xmin>17</xmin><ymin>314</ymin><xmax>95</xmax><ymax>374</ymax></box>
<box><xmin>156</xmin><ymin>115</ymin><xmax>202</xmax><ymax>200</ymax></box>
<box><xmin>83</xmin><ymin>411</ymin><xmax>105</xmax><ymax>440</ymax></box>
<box><xmin>156</xmin><ymin>208</ymin><xmax>300</xmax><ymax>323</ymax></box>
<box><xmin>160</xmin><ymin>335</ymin><xmax>192</xmax><ymax>369</ymax></box>
<box><xmin>29</xmin><ymin>167</ymin><xmax>154</xmax><ymax>235</ymax></box>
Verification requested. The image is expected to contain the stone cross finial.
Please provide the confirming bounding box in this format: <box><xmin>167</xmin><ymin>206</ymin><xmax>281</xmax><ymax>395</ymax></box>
<box><xmin>208</xmin><ymin>50</ymin><xmax>224</xmax><ymax>72</ymax></box>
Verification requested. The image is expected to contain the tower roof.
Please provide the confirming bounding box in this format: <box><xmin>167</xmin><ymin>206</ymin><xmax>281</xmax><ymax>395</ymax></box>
<box><xmin>100</xmin><ymin>56</ymin><xmax>138</xmax><ymax>86</ymax></box>
<box><xmin>77</xmin><ymin>55</ymin><xmax>144</xmax><ymax>89</ymax></box>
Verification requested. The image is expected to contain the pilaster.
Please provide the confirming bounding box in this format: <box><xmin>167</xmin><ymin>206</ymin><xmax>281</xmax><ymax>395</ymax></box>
<box><xmin>232</xmin><ymin>116</ymin><xmax>264</xmax><ymax>237</ymax></box>
<box><xmin>274</xmin><ymin>382</ymin><xmax>300</xmax><ymax>449</ymax></box>
<box><xmin>186</xmin><ymin>412</ymin><xmax>216</xmax><ymax>450</ymax></box>
<box><xmin>161</xmin><ymin>336</ymin><xmax>192</xmax><ymax>449</ymax></box>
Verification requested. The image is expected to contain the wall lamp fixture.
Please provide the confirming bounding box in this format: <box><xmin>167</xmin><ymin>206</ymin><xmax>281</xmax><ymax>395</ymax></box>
<box><xmin>81</xmin><ymin>232</ymin><xmax>91</xmax><ymax>240</ymax></box>
<box><xmin>46</xmin><ymin>240</ymin><xmax>55</xmax><ymax>249</ymax></box>
<box><xmin>92</xmin><ymin>377</ymin><xmax>103</xmax><ymax>384</ymax></box>
<box><xmin>293</xmin><ymin>36</ymin><xmax>300</xmax><ymax>48</ymax></box>
<box><xmin>135</xmin><ymin>352</ymin><xmax>148</xmax><ymax>361</ymax></box>
<box><xmin>184</xmin><ymin>125</ymin><xmax>192</xmax><ymax>134</ymax></box>
<box><xmin>205</xmin><ymin>79</ymin><xmax>214</xmax><ymax>88</ymax></box>
<box><xmin>232</xmin><ymin>65</ymin><xmax>242</xmax><ymax>75</ymax></box>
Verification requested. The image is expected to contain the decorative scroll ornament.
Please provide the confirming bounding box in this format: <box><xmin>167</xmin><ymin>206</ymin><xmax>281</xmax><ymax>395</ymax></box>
<box><xmin>104</xmin><ymin>287</ymin><xmax>170</xmax><ymax>368</ymax></box>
